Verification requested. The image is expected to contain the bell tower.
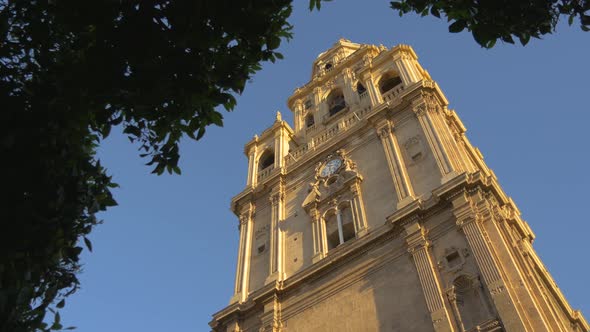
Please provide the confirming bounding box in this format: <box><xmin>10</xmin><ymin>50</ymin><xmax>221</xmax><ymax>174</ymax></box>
<box><xmin>210</xmin><ymin>39</ymin><xmax>588</xmax><ymax>332</ymax></box>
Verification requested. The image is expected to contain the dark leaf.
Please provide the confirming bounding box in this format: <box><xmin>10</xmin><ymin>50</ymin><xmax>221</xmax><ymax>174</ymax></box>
<box><xmin>83</xmin><ymin>237</ymin><xmax>92</xmax><ymax>252</ymax></box>
<box><xmin>449</xmin><ymin>20</ymin><xmax>467</xmax><ymax>33</ymax></box>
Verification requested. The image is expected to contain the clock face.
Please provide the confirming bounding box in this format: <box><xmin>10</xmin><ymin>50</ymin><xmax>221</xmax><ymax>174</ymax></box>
<box><xmin>320</xmin><ymin>158</ymin><xmax>342</xmax><ymax>177</ymax></box>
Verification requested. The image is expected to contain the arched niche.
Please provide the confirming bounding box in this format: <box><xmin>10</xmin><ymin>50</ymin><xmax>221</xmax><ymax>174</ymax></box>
<box><xmin>447</xmin><ymin>275</ymin><xmax>494</xmax><ymax>331</ymax></box>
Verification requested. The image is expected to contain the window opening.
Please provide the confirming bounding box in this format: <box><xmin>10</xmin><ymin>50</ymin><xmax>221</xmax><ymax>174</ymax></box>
<box><xmin>325</xmin><ymin>204</ymin><xmax>356</xmax><ymax>252</ymax></box>
<box><xmin>379</xmin><ymin>74</ymin><xmax>402</xmax><ymax>94</ymax></box>
<box><xmin>340</xmin><ymin>206</ymin><xmax>355</xmax><ymax>243</ymax></box>
<box><xmin>327</xmin><ymin>90</ymin><xmax>346</xmax><ymax>116</ymax></box>
<box><xmin>356</xmin><ymin>82</ymin><xmax>366</xmax><ymax>94</ymax></box>
<box><xmin>325</xmin><ymin>213</ymin><xmax>340</xmax><ymax>250</ymax></box>
<box><xmin>259</xmin><ymin>150</ymin><xmax>274</xmax><ymax>170</ymax></box>
<box><xmin>305</xmin><ymin>114</ymin><xmax>315</xmax><ymax>128</ymax></box>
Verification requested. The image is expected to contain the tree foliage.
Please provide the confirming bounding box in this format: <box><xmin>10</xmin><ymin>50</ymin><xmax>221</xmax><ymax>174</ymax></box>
<box><xmin>0</xmin><ymin>1</ymin><xmax>292</xmax><ymax>330</ymax></box>
<box><xmin>390</xmin><ymin>0</ymin><xmax>590</xmax><ymax>47</ymax></box>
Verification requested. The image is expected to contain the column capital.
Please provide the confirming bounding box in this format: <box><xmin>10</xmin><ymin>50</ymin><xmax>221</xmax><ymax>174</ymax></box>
<box><xmin>413</xmin><ymin>103</ymin><xmax>428</xmax><ymax>117</ymax></box>
<box><xmin>404</xmin><ymin>221</ymin><xmax>429</xmax><ymax>252</ymax></box>
<box><xmin>269</xmin><ymin>191</ymin><xmax>284</xmax><ymax>206</ymax></box>
<box><xmin>238</xmin><ymin>204</ymin><xmax>255</xmax><ymax>224</ymax></box>
<box><xmin>309</xmin><ymin>207</ymin><xmax>320</xmax><ymax>222</ymax></box>
<box><xmin>350</xmin><ymin>182</ymin><xmax>361</xmax><ymax>198</ymax></box>
<box><xmin>293</xmin><ymin>98</ymin><xmax>303</xmax><ymax>109</ymax></box>
<box><xmin>376</xmin><ymin>120</ymin><xmax>391</xmax><ymax>139</ymax></box>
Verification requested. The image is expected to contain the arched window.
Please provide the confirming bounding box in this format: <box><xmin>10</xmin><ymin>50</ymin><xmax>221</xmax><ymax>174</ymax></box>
<box><xmin>379</xmin><ymin>72</ymin><xmax>402</xmax><ymax>94</ymax></box>
<box><xmin>259</xmin><ymin>150</ymin><xmax>274</xmax><ymax>170</ymax></box>
<box><xmin>324</xmin><ymin>203</ymin><xmax>356</xmax><ymax>252</ymax></box>
<box><xmin>327</xmin><ymin>90</ymin><xmax>346</xmax><ymax>116</ymax></box>
<box><xmin>305</xmin><ymin>114</ymin><xmax>315</xmax><ymax>128</ymax></box>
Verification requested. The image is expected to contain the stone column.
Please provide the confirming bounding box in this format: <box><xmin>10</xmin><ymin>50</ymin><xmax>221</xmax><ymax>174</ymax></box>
<box><xmin>393</xmin><ymin>50</ymin><xmax>421</xmax><ymax>84</ymax></box>
<box><xmin>224</xmin><ymin>317</ymin><xmax>241</xmax><ymax>332</ymax></box>
<box><xmin>246</xmin><ymin>143</ymin><xmax>259</xmax><ymax>187</ymax></box>
<box><xmin>342</xmin><ymin>68</ymin><xmax>356</xmax><ymax>107</ymax></box>
<box><xmin>362</xmin><ymin>75</ymin><xmax>382</xmax><ymax>106</ymax></box>
<box><xmin>310</xmin><ymin>207</ymin><xmax>324</xmax><ymax>263</ymax></box>
<box><xmin>413</xmin><ymin>101</ymin><xmax>457</xmax><ymax>183</ymax></box>
<box><xmin>267</xmin><ymin>190</ymin><xmax>285</xmax><ymax>283</ymax></box>
<box><xmin>452</xmin><ymin>193</ymin><xmax>529</xmax><ymax>332</ymax></box>
<box><xmin>376</xmin><ymin>120</ymin><xmax>415</xmax><ymax>208</ymax></box>
<box><xmin>428</xmin><ymin>107</ymin><xmax>466</xmax><ymax>173</ymax></box>
<box><xmin>405</xmin><ymin>221</ymin><xmax>455</xmax><ymax>332</ymax></box>
<box><xmin>274</xmin><ymin>125</ymin><xmax>289</xmax><ymax>169</ymax></box>
<box><xmin>231</xmin><ymin>204</ymin><xmax>254</xmax><ymax>303</ymax></box>
<box><xmin>479</xmin><ymin>202</ymin><xmax>552</xmax><ymax>331</ymax></box>
<box><xmin>335</xmin><ymin>207</ymin><xmax>345</xmax><ymax>245</ymax></box>
<box><xmin>350</xmin><ymin>182</ymin><xmax>368</xmax><ymax>237</ymax></box>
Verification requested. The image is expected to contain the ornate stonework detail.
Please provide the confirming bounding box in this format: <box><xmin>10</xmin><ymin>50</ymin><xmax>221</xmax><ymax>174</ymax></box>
<box><xmin>362</xmin><ymin>54</ymin><xmax>372</xmax><ymax>66</ymax></box>
<box><xmin>414</xmin><ymin>104</ymin><xmax>427</xmax><ymax>117</ymax></box>
<box><xmin>403</xmin><ymin>136</ymin><xmax>420</xmax><ymax>149</ymax></box>
<box><xmin>404</xmin><ymin>135</ymin><xmax>425</xmax><ymax>164</ymax></box>
<box><xmin>377</xmin><ymin>123</ymin><xmax>391</xmax><ymax>139</ymax></box>
<box><xmin>269</xmin><ymin>192</ymin><xmax>284</xmax><ymax>206</ymax></box>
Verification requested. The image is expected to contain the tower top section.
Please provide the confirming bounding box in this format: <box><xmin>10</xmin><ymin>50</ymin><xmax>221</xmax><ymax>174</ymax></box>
<box><xmin>310</xmin><ymin>38</ymin><xmax>363</xmax><ymax>79</ymax></box>
<box><xmin>287</xmin><ymin>39</ymin><xmax>434</xmax><ymax>136</ymax></box>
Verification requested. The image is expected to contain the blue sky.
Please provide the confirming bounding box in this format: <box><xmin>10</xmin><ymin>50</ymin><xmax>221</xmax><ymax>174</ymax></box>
<box><xmin>61</xmin><ymin>2</ymin><xmax>590</xmax><ymax>331</ymax></box>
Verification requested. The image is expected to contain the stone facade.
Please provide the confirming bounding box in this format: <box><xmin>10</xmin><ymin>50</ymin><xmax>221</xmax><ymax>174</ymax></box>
<box><xmin>210</xmin><ymin>39</ymin><xmax>589</xmax><ymax>332</ymax></box>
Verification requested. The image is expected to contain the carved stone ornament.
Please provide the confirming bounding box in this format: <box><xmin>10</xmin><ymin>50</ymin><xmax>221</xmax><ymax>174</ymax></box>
<box><xmin>414</xmin><ymin>104</ymin><xmax>427</xmax><ymax>117</ymax></box>
<box><xmin>269</xmin><ymin>191</ymin><xmax>284</xmax><ymax>205</ymax></box>
<box><xmin>324</xmin><ymin>78</ymin><xmax>336</xmax><ymax>90</ymax></box>
<box><xmin>362</xmin><ymin>54</ymin><xmax>372</xmax><ymax>66</ymax></box>
<box><xmin>301</xmin><ymin>149</ymin><xmax>363</xmax><ymax>213</ymax></box>
<box><xmin>377</xmin><ymin>124</ymin><xmax>391</xmax><ymax>139</ymax></box>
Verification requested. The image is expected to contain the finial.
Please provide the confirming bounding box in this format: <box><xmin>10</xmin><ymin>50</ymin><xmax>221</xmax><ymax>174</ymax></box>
<box><xmin>276</xmin><ymin>111</ymin><xmax>282</xmax><ymax>122</ymax></box>
<box><xmin>254</xmin><ymin>134</ymin><xmax>259</xmax><ymax>141</ymax></box>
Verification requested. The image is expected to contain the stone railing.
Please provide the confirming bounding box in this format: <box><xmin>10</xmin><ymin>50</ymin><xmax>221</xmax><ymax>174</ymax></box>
<box><xmin>285</xmin><ymin>105</ymin><xmax>373</xmax><ymax>166</ymax></box>
<box><xmin>382</xmin><ymin>84</ymin><xmax>405</xmax><ymax>102</ymax></box>
<box><xmin>257</xmin><ymin>165</ymin><xmax>275</xmax><ymax>180</ymax></box>
<box><xmin>359</xmin><ymin>91</ymin><xmax>368</xmax><ymax>100</ymax></box>
<box><xmin>305</xmin><ymin>123</ymin><xmax>320</xmax><ymax>136</ymax></box>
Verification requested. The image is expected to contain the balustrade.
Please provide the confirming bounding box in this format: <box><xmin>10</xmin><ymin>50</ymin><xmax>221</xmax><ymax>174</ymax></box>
<box><xmin>285</xmin><ymin>86</ymin><xmax>402</xmax><ymax>166</ymax></box>
<box><xmin>257</xmin><ymin>164</ymin><xmax>275</xmax><ymax>180</ymax></box>
<box><xmin>382</xmin><ymin>84</ymin><xmax>405</xmax><ymax>102</ymax></box>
